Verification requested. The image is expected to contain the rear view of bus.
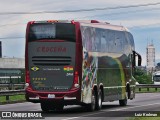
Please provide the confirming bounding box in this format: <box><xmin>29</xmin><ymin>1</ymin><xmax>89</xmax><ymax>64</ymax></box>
<box><xmin>25</xmin><ymin>20</ymin><xmax>82</xmax><ymax>111</ymax></box>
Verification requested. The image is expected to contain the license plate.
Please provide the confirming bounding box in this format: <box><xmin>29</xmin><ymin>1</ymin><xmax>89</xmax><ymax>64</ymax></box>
<box><xmin>48</xmin><ymin>94</ymin><xmax>55</xmax><ymax>98</ymax></box>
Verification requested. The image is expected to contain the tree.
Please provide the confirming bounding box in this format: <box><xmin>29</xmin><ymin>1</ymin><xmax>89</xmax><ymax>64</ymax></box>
<box><xmin>157</xmin><ymin>63</ymin><xmax>160</xmax><ymax>67</ymax></box>
<box><xmin>134</xmin><ymin>68</ymin><xmax>153</xmax><ymax>84</ymax></box>
<box><xmin>156</xmin><ymin>62</ymin><xmax>160</xmax><ymax>71</ymax></box>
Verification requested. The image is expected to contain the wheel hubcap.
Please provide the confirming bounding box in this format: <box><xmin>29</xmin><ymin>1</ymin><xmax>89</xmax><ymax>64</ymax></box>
<box><xmin>98</xmin><ymin>94</ymin><xmax>102</xmax><ymax>107</ymax></box>
<box><xmin>92</xmin><ymin>95</ymin><xmax>95</xmax><ymax>109</ymax></box>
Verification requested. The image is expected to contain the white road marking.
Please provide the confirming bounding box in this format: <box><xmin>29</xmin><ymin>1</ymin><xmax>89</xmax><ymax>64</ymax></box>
<box><xmin>61</xmin><ymin>102</ymin><xmax>160</xmax><ymax>120</ymax></box>
<box><xmin>62</xmin><ymin>117</ymin><xmax>79</xmax><ymax>120</ymax></box>
<box><xmin>109</xmin><ymin>103</ymin><xmax>160</xmax><ymax>111</ymax></box>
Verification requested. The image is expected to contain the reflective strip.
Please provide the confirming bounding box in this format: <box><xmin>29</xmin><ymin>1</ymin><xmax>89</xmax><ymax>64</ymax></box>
<box><xmin>64</xmin><ymin>97</ymin><xmax>76</xmax><ymax>100</ymax></box>
<box><xmin>29</xmin><ymin>97</ymin><xmax>39</xmax><ymax>100</ymax></box>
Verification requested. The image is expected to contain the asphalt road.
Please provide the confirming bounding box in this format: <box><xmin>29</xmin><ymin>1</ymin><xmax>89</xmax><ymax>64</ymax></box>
<box><xmin>0</xmin><ymin>93</ymin><xmax>160</xmax><ymax>120</ymax></box>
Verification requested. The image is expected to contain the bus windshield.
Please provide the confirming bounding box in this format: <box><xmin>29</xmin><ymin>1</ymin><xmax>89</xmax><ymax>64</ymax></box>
<box><xmin>29</xmin><ymin>23</ymin><xmax>76</xmax><ymax>42</ymax></box>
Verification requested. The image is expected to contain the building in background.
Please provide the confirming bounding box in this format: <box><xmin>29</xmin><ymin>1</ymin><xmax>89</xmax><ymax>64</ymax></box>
<box><xmin>0</xmin><ymin>41</ymin><xmax>25</xmax><ymax>89</ymax></box>
<box><xmin>0</xmin><ymin>58</ymin><xmax>25</xmax><ymax>86</ymax></box>
<box><xmin>0</xmin><ymin>41</ymin><xmax>2</xmax><ymax>58</ymax></box>
<box><xmin>146</xmin><ymin>43</ymin><xmax>155</xmax><ymax>72</ymax></box>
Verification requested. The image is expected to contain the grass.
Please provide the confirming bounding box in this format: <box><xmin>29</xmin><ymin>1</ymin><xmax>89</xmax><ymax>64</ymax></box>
<box><xmin>0</xmin><ymin>94</ymin><xmax>25</xmax><ymax>104</ymax></box>
<box><xmin>127</xmin><ymin>117</ymin><xmax>160</xmax><ymax>120</ymax></box>
<box><xmin>127</xmin><ymin>112</ymin><xmax>160</xmax><ymax>120</ymax></box>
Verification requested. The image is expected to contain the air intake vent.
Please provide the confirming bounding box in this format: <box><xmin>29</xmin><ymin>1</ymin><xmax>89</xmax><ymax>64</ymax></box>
<box><xmin>32</xmin><ymin>56</ymin><xmax>71</xmax><ymax>66</ymax></box>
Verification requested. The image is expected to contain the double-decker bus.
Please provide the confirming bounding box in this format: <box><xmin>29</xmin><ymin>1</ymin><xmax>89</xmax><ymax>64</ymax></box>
<box><xmin>25</xmin><ymin>20</ymin><xmax>141</xmax><ymax>111</ymax></box>
<box><xmin>152</xmin><ymin>71</ymin><xmax>160</xmax><ymax>84</ymax></box>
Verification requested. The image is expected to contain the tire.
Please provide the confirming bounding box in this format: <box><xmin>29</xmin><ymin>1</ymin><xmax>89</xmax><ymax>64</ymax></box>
<box><xmin>119</xmin><ymin>92</ymin><xmax>127</xmax><ymax>106</ymax></box>
<box><xmin>95</xmin><ymin>89</ymin><xmax>102</xmax><ymax>110</ymax></box>
<box><xmin>41</xmin><ymin>102</ymin><xmax>56</xmax><ymax>112</ymax></box>
<box><xmin>55</xmin><ymin>104</ymin><xmax>64</xmax><ymax>111</ymax></box>
<box><xmin>41</xmin><ymin>102</ymin><xmax>50</xmax><ymax>112</ymax></box>
<box><xmin>86</xmin><ymin>91</ymin><xmax>96</xmax><ymax>111</ymax></box>
<box><xmin>127</xmin><ymin>84</ymin><xmax>131</xmax><ymax>99</ymax></box>
<box><xmin>119</xmin><ymin>99</ymin><xmax>127</xmax><ymax>106</ymax></box>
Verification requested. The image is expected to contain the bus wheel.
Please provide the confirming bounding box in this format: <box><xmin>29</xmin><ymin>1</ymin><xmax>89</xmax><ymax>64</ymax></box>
<box><xmin>55</xmin><ymin>104</ymin><xmax>64</xmax><ymax>111</ymax></box>
<box><xmin>95</xmin><ymin>89</ymin><xmax>102</xmax><ymax>110</ymax></box>
<box><xmin>119</xmin><ymin>93</ymin><xmax>127</xmax><ymax>106</ymax></box>
<box><xmin>119</xmin><ymin>99</ymin><xmax>127</xmax><ymax>106</ymax></box>
<box><xmin>127</xmin><ymin>84</ymin><xmax>131</xmax><ymax>99</ymax></box>
<box><xmin>41</xmin><ymin>102</ymin><xmax>50</xmax><ymax>112</ymax></box>
<box><xmin>86</xmin><ymin>91</ymin><xmax>96</xmax><ymax>111</ymax></box>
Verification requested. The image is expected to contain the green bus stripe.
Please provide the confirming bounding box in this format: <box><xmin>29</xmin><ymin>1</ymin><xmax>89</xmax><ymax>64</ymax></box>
<box><xmin>114</xmin><ymin>58</ymin><xmax>126</xmax><ymax>99</ymax></box>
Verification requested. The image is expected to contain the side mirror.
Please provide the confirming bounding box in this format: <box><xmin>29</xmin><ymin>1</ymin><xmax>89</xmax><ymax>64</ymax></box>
<box><xmin>133</xmin><ymin>51</ymin><xmax>142</xmax><ymax>66</ymax></box>
<box><xmin>138</xmin><ymin>54</ymin><xmax>142</xmax><ymax>66</ymax></box>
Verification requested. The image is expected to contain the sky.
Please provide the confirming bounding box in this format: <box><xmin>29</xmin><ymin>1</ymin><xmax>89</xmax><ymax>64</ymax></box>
<box><xmin>0</xmin><ymin>0</ymin><xmax>160</xmax><ymax>66</ymax></box>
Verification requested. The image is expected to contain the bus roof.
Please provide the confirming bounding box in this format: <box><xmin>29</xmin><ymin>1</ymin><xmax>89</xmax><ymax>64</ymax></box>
<box><xmin>29</xmin><ymin>20</ymin><xmax>129</xmax><ymax>32</ymax></box>
<box><xmin>75</xmin><ymin>20</ymin><xmax>129</xmax><ymax>32</ymax></box>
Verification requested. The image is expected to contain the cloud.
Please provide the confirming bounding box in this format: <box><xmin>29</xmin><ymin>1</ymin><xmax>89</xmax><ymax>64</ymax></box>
<box><xmin>0</xmin><ymin>0</ymin><xmax>160</xmax><ymax>66</ymax></box>
<box><xmin>109</xmin><ymin>19</ymin><xmax>160</xmax><ymax>28</ymax></box>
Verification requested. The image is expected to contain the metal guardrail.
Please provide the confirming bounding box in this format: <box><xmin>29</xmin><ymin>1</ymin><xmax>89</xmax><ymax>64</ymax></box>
<box><xmin>0</xmin><ymin>84</ymin><xmax>25</xmax><ymax>102</ymax></box>
<box><xmin>0</xmin><ymin>89</ymin><xmax>25</xmax><ymax>96</ymax></box>
<box><xmin>136</xmin><ymin>84</ymin><xmax>160</xmax><ymax>91</ymax></box>
<box><xmin>0</xmin><ymin>84</ymin><xmax>24</xmax><ymax>87</ymax></box>
<box><xmin>0</xmin><ymin>83</ymin><xmax>25</xmax><ymax>90</ymax></box>
<box><xmin>0</xmin><ymin>84</ymin><xmax>160</xmax><ymax>102</ymax></box>
<box><xmin>0</xmin><ymin>89</ymin><xmax>25</xmax><ymax>102</ymax></box>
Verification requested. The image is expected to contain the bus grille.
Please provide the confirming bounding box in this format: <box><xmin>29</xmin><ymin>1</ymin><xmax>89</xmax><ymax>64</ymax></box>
<box><xmin>32</xmin><ymin>56</ymin><xmax>71</xmax><ymax>66</ymax></box>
